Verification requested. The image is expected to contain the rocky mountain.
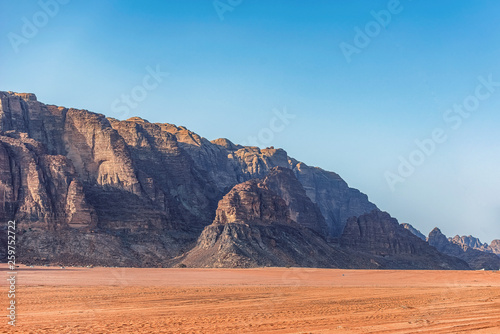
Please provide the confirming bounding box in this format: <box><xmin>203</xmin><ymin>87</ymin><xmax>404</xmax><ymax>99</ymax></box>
<box><xmin>450</xmin><ymin>235</ymin><xmax>487</xmax><ymax>251</ymax></box>
<box><xmin>428</xmin><ymin>228</ymin><xmax>500</xmax><ymax>270</ymax></box>
<box><xmin>449</xmin><ymin>235</ymin><xmax>500</xmax><ymax>256</ymax></box>
<box><xmin>340</xmin><ymin>211</ymin><xmax>469</xmax><ymax>269</ymax></box>
<box><xmin>0</xmin><ymin>91</ymin><xmax>378</xmax><ymax>267</ymax></box>
<box><xmin>0</xmin><ymin>90</ymin><xmax>495</xmax><ymax>269</ymax></box>
<box><xmin>401</xmin><ymin>223</ymin><xmax>426</xmax><ymax>241</ymax></box>
<box><xmin>489</xmin><ymin>240</ymin><xmax>500</xmax><ymax>255</ymax></box>
<box><xmin>260</xmin><ymin>167</ymin><xmax>328</xmax><ymax>236</ymax></box>
<box><xmin>178</xmin><ymin>173</ymin><xmax>466</xmax><ymax>269</ymax></box>
<box><xmin>178</xmin><ymin>170</ymin><xmax>373</xmax><ymax>268</ymax></box>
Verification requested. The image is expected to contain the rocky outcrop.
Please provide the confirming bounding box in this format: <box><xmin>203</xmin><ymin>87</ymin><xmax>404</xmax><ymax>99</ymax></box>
<box><xmin>401</xmin><ymin>223</ymin><xmax>426</xmax><ymax>241</ymax></box>
<box><xmin>210</xmin><ymin>138</ymin><xmax>243</xmax><ymax>151</ymax></box>
<box><xmin>0</xmin><ymin>90</ymin><xmax>381</xmax><ymax>266</ymax></box>
<box><xmin>181</xmin><ymin>186</ymin><xmax>468</xmax><ymax>269</ymax></box>
<box><xmin>341</xmin><ymin>211</ymin><xmax>417</xmax><ymax>256</ymax></box>
<box><xmin>489</xmin><ymin>240</ymin><xmax>500</xmax><ymax>256</ymax></box>
<box><xmin>428</xmin><ymin>228</ymin><xmax>462</xmax><ymax>256</ymax></box>
<box><xmin>179</xmin><ymin>178</ymin><xmax>373</xmax><ymax>268</ymax></box>
<box><xmin>448</xmin><ymin>235</ymin><xmax>500</xmax><ymax>257</ymax></box>
<box><xmin>428</xmin><ymin>228</ymin><xmax>500</xmax><ymax>270</ymax></box>
<box><xmin>340</xmin><ymin>211</ymin><xmax>469</xmax><ymax>270</ymax></box>
<box><xmin>212</xmin><ymin>179</ymin><xmax>293</xmax><ymax>227</ymax></box>
<box><xmin>0</xmin><ymin>134</ymin><xmax>97</xmax><ymax>232</ymax></box>
<box><xmin>178</xmin><ymin>223</ymin><xmax>369</xmax><ymax>268</ymax></box>
<box><xmin>449</xmin><ymin>235</ymin><xmax>489</xmax><ymax>252</ymax></box>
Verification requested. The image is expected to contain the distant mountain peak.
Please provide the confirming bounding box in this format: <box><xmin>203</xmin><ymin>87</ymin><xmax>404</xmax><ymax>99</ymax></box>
<box><xmin>428</xmin><ymin>229</ymin><xmax>500</xmax><ymax>270</ymax></box>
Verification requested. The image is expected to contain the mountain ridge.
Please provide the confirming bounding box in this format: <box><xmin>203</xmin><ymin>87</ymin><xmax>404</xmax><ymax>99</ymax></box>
<box><xmin>0</xmin><ymin>91</ymin><xmax>496</xmax><ymax>269</ymax></box>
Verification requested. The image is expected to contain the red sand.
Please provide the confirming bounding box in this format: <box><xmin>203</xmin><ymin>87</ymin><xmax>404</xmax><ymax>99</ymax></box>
<box><xmin>1</xmin><ymin>265</ymin><xmax>499</xmax><ymax>333</ymax></box>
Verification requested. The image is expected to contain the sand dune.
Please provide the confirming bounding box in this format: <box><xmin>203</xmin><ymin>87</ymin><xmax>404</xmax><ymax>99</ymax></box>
<box><xmin>1</xmin><ymin>265</ymin><xmax>500</xmax><ymax>333</ymax></box>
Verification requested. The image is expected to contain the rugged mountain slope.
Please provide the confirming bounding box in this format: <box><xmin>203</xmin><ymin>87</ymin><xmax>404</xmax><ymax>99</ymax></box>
<box><xmin>449</xmin><ymin>235</ymin><xmax>500</xmax><ymax>256</ymax></box>
<box><xmin>0</xmin><ymin>91</ymin><xmax>378</xmax><ymax>266</ymax></box>
<box><xmin>260</xmin><ymin>167</ymin><xmax>328</xmax><ymax>236</ymax></box>
<box><xmin>401</xmin><ymin>223</ymin><xmax>426</xmax><ymax>241</ymax></box>
<box><xmin>489</xmin><ymin>240</ymin><xmax>500</xmax><ymax>255</ymax></box>
<box><xmin>178</xmin><ymin>172</ymin><xmax>374</xmax><ymax>268</ymax></box>
<box><xmin>428</xmin><ymin>228</ymin><xmax>500</xmax><ymax>270</ymax></box>
<box><xmin>0</xmin><ymin>90</ymin><xmax>494</xmax><ymax>269</ymax></box>
<box><xmin>181</xmin><ymin>176</ymin><xmax>470</xmax><ymax>269</ymax></box>
<box><xmin>340</xmin><ymin>211</ymin><xmax>469</xmax><ymax>270</ymax></box>
<box><xmin>161</xmin><ymin>121</ymin><xmax>379</xmax><ymax>237</ymax></box>
<box><xmin>291</xmin><ymin>162</ymin><xmax>378</xmax><ymax>237</ymax></box>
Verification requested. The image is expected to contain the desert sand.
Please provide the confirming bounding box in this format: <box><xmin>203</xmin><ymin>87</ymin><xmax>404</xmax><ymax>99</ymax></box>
<box><xmin>1</xmin><ymin>265</ymin><xmax>500</xmax><ymax>333</ymax></box>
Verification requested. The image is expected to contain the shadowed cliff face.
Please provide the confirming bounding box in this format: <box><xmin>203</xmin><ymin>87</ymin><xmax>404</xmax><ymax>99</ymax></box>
<box><xmin>340</xmin><ymin>211</ymin><xmax>470</xmax><ymax>270</ymax></box>
<box><xmin>291</xmin><ymin>162</ymin><xmax>378</xmax><ymax>237</ymax></box>
<box><xmin>489</xmin><ymin>240</ymin><xmax>500</xmax><ymax>255</ymax></box>
<box><xmin>401</xmin><ymin>223</ymin><xmax>426</xmax><ymax>241</ymax></box>
<box><xmin>261</xmin><ymin>167</ymin><xmax>329</xmax><ymax>236</ymax></box>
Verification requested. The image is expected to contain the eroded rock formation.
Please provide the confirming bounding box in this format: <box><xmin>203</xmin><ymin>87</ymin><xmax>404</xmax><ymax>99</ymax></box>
<box><xmin>340</xmin><ymin>211</ymin><xmax>470</xmax><ymax>269</ymax></box>
<box><xmin>179</xmin><ymin>175</ymin><xmax>373</xmax><ymax>268</ymax></box>
<box><xmin>428</xmin><ymin>228</ymin><xmax>500</xmax><ymax>270</ymax></box>
<box><xmin>0</xmin><ymin>90</ymin><xmax>494</xmax><ymax>269</ymax></box>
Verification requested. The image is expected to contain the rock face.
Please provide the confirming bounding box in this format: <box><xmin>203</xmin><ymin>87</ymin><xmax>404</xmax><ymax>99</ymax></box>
<box><xmin>0</xmin><ymin>91</ymin><xmax>380</xmax><ymax>266</ymax></box>
<box><xmin>261</xmin><ymin>167</ymin><xmax>328</xmax><ymax>236</ymax></box>
<box><xmin>428</xmin><ymin>228</ymin><xmax>500</xmax><ymax>270</ymax></box>
<box><xmin>0</xmin><ymin>92</ymin><xmax>214</xmax><ymax>266</ymax></box>
<box><xmin>449</xmin><ymin>235</ymin><xmax>488</xmax><ymax>252</ymax></box>
<box><xmin>0</xmin><ymin>90</ymin><xmax>494</xmax><ymax>269</ymax></box>
<box><xmin>428</xmin><ymin>228</ymin><xmax>463</xmax><ymax>257</ymax></box>
<box><xmin>340</xmin><ymin>211</ymin><xmax>469</xmax><ymax>270</ymax></box>
<box><xmin>401</xmin><ymin>223</ymin><xmax>426</xmax><ymax>241</ymax></box>
<box><xmin>0</xmin><ymin>133</ymin><xmax>97</xmax><ymax>232</ymax></box>
<box><xmin>489</xmin><ymin>240</ymin><xmax>500</xmax><ymax>256</ymax></box>
<box><xmin>291</xmin><ymin>162</ymin><xmax>378</xmax><ymax>237</ymax></box>
<box><xmin>449</xmin><ymin>235</ymin><xmax>500</xmax><ymax>257</ymax></box>
<box><xmin>179</xmin><ymin>175</ymin><xmax>373</xmax><ymax>268</ymax></box>
<box><xmin>212</xmin><ymin>179</ymin><xmax>294</xmax><ymax>227</ymax></box>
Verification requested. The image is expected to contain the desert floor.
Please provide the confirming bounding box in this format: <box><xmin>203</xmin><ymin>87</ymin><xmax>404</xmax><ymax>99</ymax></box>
<box><xmin>1</xmin><ymin>266</ymin><xmax>500</xmax><ymax>333</ymax></box>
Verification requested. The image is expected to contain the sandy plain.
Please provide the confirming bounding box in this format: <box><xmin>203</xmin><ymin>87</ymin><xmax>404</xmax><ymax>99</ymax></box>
<box><xmin>1</xmin><ymin>265</ymin><xmax>500</xmax><ymax>333</ymax></box>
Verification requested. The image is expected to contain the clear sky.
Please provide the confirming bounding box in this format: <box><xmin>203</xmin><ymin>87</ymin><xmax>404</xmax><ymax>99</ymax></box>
<box><xmin>1</xmin><ymin>0</ymin><xmax>500</xmax><ymax>243</ymax></box>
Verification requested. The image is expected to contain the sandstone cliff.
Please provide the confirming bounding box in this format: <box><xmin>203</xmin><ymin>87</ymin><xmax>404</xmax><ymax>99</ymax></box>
<box><xmin>261</xmin><ymin>167</ymin><xmax>328</xmax><ymax>236</ymax></box>
<box><xmin>0</xmin><ymin>91</ymin><xmax>379</xmax><ymax>266</ymax></box>
<box><xmin>340</xmin><ymin>211</ymin><xmax>469</xmax><ymax>270</ymax></box>
<box><xmin>178</xmin><ymin>173</ymin><xmax>374</xmax><ymax>268</ymax></box>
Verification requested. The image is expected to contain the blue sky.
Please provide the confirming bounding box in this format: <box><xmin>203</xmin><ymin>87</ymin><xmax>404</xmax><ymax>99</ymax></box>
<box><xmin>1</xmin><ymin>0</ymin><xmax>500</xmax><ymax>242</ymax></box>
